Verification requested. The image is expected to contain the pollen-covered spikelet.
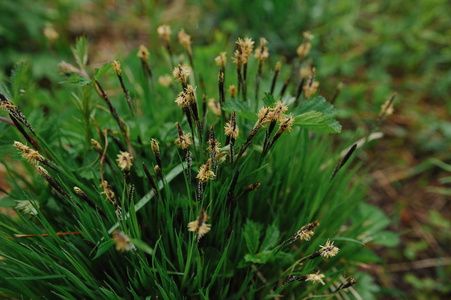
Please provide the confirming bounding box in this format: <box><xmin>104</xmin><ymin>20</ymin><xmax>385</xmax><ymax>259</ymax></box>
<box><xmin>188</xmin><ymin>209</ymin><xmax>211</xmax><ymax>240</ymax></box>
<box><xmin>303</xmin><ymin>67</ymin><xmax>319</xmax><ymax>98</ymax></box>
<box><xmin>229</xmin><ymin>85</ymin><xmax>237</xmax><ymax>98</ymax></box>
<box><xmin>112</xmin><ymin>60</ymin><xmax>122</xmax><ymax>76</ymax></box>
<box><xmin>112</xmin><ymin>230</ymin><xmax>136</xmax><ymax>252</ymax></box>
<box><xmin>225</xmin><ymin>116</ymin><xmax>239</xmax><ymax>139</ymax></box>
<box><xmin>43</xmin><ymin>23</ymin><xmax>59</xmax><ymax>41</ymax></box>
<box><xmin>275</xmin><ymin>114</ymin><xmax>294</xmax><ymax>135</ymax></box>
<box><xmin>254</xmin><ymin>37</ymin><xmax>269</xmax><ymax>62</ymax></box>
<box><xmin>178</xmin><ymin>29</ymin><xmax>192</xmax><ymax>52</ymax></box>
<box><xmin>380</xmin><ymin>99</ymin><xmax>394</xmax><ymax>117</ymax></box>
<box><xmin>158</xmin><ymin>74</ymin><xmax>172</xmax><ymax>87</ymax></box>
<box><xmin>175</xmin><ymin>122</ymin><xmax>192</xmax><ymax>150</ymax></box>
<box><xmin>157</xmin><ymin>24</ymin><xmax>171</xmax><ymax>43</ymax></box>
<box><xmin>184</xmin><ymin>85</ymin><xmax>197</xmax><ymax>104</ymax></box>
<box><xmin>215</xmin><ymin>52</ymin><xmax>227</xmax><ymax>69</ymax></box>
<box><xmin>101</xmin><ymin>180</ymin><xmax>115</xmax><ymax>203</ymax></box>
<box><xmin>270</xmin><ymin>101</ymin><xmax>288</xmax><ymax>122</ymax></box>
<box><xmin>319</xmin><ymin>239</ymin><xmax>340</xmax><ymax>258</ymax></box>
<box><xmin>137</xmin><ymin>45</ymin><xmax>150</xmax><ymax>61</ymax></box>
<box><xmin>275</xmin><ymin>61</ymin><xmax>281</xmax><ymax>72</ymax></box>
<box><xmin>305</xmin><ymin>271</ymin><xmax>326</xmax><ymax>285</ymax></box>
<box><xmin>207</xmin><ymin>139</ymin><xmax>221</xmax><ymax>154</ymax></box>
<box><xmin>297</xmin><ymin>32</ymin><xmax>313</xmax><ymax>60</ymax></box>
<box><xmin>116</xmin><ymin>151</ymin><xmax>133</xmax><ymax>171</ymax></box>
<box><xmin>173</xmin><ymin>64</ymin><xmax>190</xmax><ymax>86</ymax></box>
<box><xmin>13</xmin><ymin>141</ymin><xmax>44</xmax><ymax>164</ymax></box>
<box><xmin>175</xmin><ymin>91</ymin><xmax>190</xmax><ymax>108</ymax></box>
<box><xmin>197</xmin><ymin>159</ymin><xmax>215</xmax><ymax>183</ymax></box>
<box><xmin>234</xmin><ymin>37</ymin><xmax>255</xmax><ymax>65</ymax></box>
<box><xmin>208</xmin><ymin>98</ymin><xmax>221</xmax><ymax>116</ymax></box>
<box><xmin>257</xmin><ymin>106</ymin><xmax>271</xmax><ymax>125</ymax></box>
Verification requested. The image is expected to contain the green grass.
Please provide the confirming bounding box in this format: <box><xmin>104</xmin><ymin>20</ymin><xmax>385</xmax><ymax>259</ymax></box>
<box><xmin>0</xmin><ymin>27</ymin><xmax>396</xmax><ymax>299</ymax></box>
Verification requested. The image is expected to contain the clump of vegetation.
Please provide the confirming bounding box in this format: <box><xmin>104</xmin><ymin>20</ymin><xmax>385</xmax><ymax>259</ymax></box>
<box><xmin>0</xmin><ymin>24</ymin><xmax>395</xmax><ymax>299</ymax></box>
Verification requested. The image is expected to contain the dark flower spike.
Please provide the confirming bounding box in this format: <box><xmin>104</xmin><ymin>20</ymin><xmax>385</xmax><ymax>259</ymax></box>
<box><xmin>279</xmin><ymin>76</ymin><xmax>291</xmax><ymax>98</ymax></box>
<box><xmin>270</xmin><ymin>62</ymin><xmax>281</xmax><ymax>95</ymax></box>
<box><xmin>151</xmin><ymin>139</ymin><xmax>162</xmax><ymax>170</ymax></box>
<box><xmin>73</xmin><ymin>186</ymin><xmax>107</xmax><ymax>218</ymax></box>
<box><xmin>0</xmin><ymin>93</ymin><xmax>36</xmax><ymax>136</ymax></box>
<box><xmin>112</xmin><ymin>60</ymin><xmax>133</xmax><ymax>117</ymax></box>
<box><xmin>333</xmin><ymin>278</ymin><xmax>357</xmax><ymax>293</ymax></box>
<box><xmin>142</xmin><ymin>162</ymin><xmax>159</xmax><ymax>199</ymax></box>
<box><xmin>331</xmin><ymin>143</ymin><xmax>357</xmax><ymax>180</ymax></box>
<box><xmin>36</xmin><ymin>166</ymin><xmax>71</xmax><ymax>202</ymax></box>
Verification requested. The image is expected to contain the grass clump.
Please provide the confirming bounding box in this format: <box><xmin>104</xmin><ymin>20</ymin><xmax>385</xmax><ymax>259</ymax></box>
<box><xmin>0</xmin><ymin>25</ymin><xmax>394</xmax><ymax>299</ymax></box>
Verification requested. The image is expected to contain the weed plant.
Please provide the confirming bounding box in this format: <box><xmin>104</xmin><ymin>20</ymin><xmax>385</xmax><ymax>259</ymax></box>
<box><xmin>0</xmin><ymin>26</ymin><xmax>395</xmax><ymax>299</ymax></box>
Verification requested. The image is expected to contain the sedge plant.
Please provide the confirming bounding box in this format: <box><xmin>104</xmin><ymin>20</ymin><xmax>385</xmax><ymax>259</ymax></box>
<box><xmin>0</xmin><ymin>26</ymin><xmax>395</xmax><ymax>299</ymax></box>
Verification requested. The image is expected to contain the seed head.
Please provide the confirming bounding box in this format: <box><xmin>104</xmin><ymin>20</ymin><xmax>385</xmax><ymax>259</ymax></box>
<box><xmin>197</xmin><ymin>159</ymin><xmax>215</xmax><ymax>183</ymax></box>
<box><xmin>255</xmin><ymin>37</ymin><xmax>269</xmax><ymax>62</ymax></box>
<box><xmin>112</xmin><ymin>60</ymin><xmax>122</xmax><ymax>76</ymax></box>
<box><xmin>13</xmin><ymin>141</ymin><xmax>45</xmax><ymax>164</ymax></box>
<box><xmin>173</xmin><ymin>64</ymin><xmax>190</xmax><ymax>85</ymax></box>
<box><xmin>112</xmin><ymin>230</ymin><xmax>136</xmax><ymax>252</ymax></box>
<box><xmin>157</xmin><ymin>24</ymin><xmax>171</xmax><ymax>43</ymax></box>
<box><xmin>137</xmin><ymin>45</ymin><xmax>150</xmax><ymax>61</ymax></box>
<box><xmin>188</xmin><ymin>209</ymin><xmax>211</xmax><ymax>240</ymax></box>
<box><xmin>319</xmin><ymin>240</ymin><xmax>340</xmax><ymax>258</ymax></box>
<box><xmin>228</xmin><ymin>85</ymin><xmax>237</xmax><ymax>98</ymax></box>
<box><xmin>215</xmin><ymin>52</ymin><xmax>227</xmax><ymax>69</ymax></box>
<box><xmin>305</xmin><ymin>271</ymin><xmax>325</xmax><ymax>285</ymax></box>
<box><xmin>208</xmin><ymin>98</ymin><xmax>221</xmax><ymax>116</ymax></box>
<box><xmin>116</xmin><ymin>151</ymin><xmax>133</xmax><ymax>171</ymax></box>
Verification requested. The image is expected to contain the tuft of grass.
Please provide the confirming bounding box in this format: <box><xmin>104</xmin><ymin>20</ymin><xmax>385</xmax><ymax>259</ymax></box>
<box><xmin>0</xmin><ymin>26</ymin><xmax>395</xmax><ymax>299</ymax></box>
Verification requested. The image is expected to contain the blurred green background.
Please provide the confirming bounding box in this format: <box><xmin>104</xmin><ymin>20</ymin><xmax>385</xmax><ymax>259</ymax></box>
<box><xmin>1</xmin><ymin>0</ymin><xmax>450</xmax><ymax>298</ymax></box>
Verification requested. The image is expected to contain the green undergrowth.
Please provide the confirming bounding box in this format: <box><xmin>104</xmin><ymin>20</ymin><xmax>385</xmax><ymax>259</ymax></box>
<box><xmin>0</xmin><ymin>30</ymin><xmax>396</xmax><ymax>299</ymax></box>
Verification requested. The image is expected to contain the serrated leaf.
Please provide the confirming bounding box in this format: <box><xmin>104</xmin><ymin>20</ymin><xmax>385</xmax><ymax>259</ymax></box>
<box><xmin>293</xmin><ymin>111</ymin><xmax>342</xmax><ymax>133</ymax></box>
<box><xmin>93</xmin><ymin>239</ymin><xmax>115</xmax><ymax>260</ymax></box>
<box><xmin>292</xmin><ymin>96</ymin><xmax>336</xmax><ymax>117</ymax></box>
<box><xmin>262</xmin><ymin>93</ymin><xmax>276</xmax><ymax>106</ymax></box>
<box><xmin>292</xmin><ymin>96</ymin><xmax>341</xmax><ymax>133</ymax></box>
<box><xmin>71</xmin><ymin>36</ymin><xmax>88</xmax><ymax>71</ymax></box>
<box><xmin>222</xmin><ymin>98</ymin><xmax>258</xmax><ymax>122</ymax></box>
<box><xmin>243</xmin><ymin>220</ymin><xmax>262</xmax><ymax>254</ymax></box>
<box><xmin>10</xmin><ymin>60</ymin><xmax>28</xmax><ymax>100</ymax></box>
<box><xmin>260</xmin><ymin>224</ymin><xmax>280</xmax><ymax>251</ymax></box>
<box><xmin>59</xmin><ymin>74</ymin><xmax>92</xmax><ymax>87</ymax></box>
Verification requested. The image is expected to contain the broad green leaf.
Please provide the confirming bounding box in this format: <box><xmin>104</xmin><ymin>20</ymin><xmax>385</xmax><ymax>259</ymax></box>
<box><xmin>222</xmin><ymin>98</ymin><xmax>258</xmax><ymax>122</ymax></box>
<box><xmin>260</xmin><ymin>224</ymin><xmax>280</xmax><ymax>251</ymax></box>
<box><xmin>293</xmin><ymin>111</ymin><xmax>342</xmax><ymax>133</ymax></box>
<box><xmin>10</xmin><ymin>60</ymin><xmax>28</xmax><ymax>100</ymax></box>
<box><xmin>93</xmin><ymin>239</ymin><xmax>115</xmax><ymax>260</ymax></box>
<box><xmin>243</xmin><ymin>220</ymin><xmax>262</xmax><ymax>254</ymax></box>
